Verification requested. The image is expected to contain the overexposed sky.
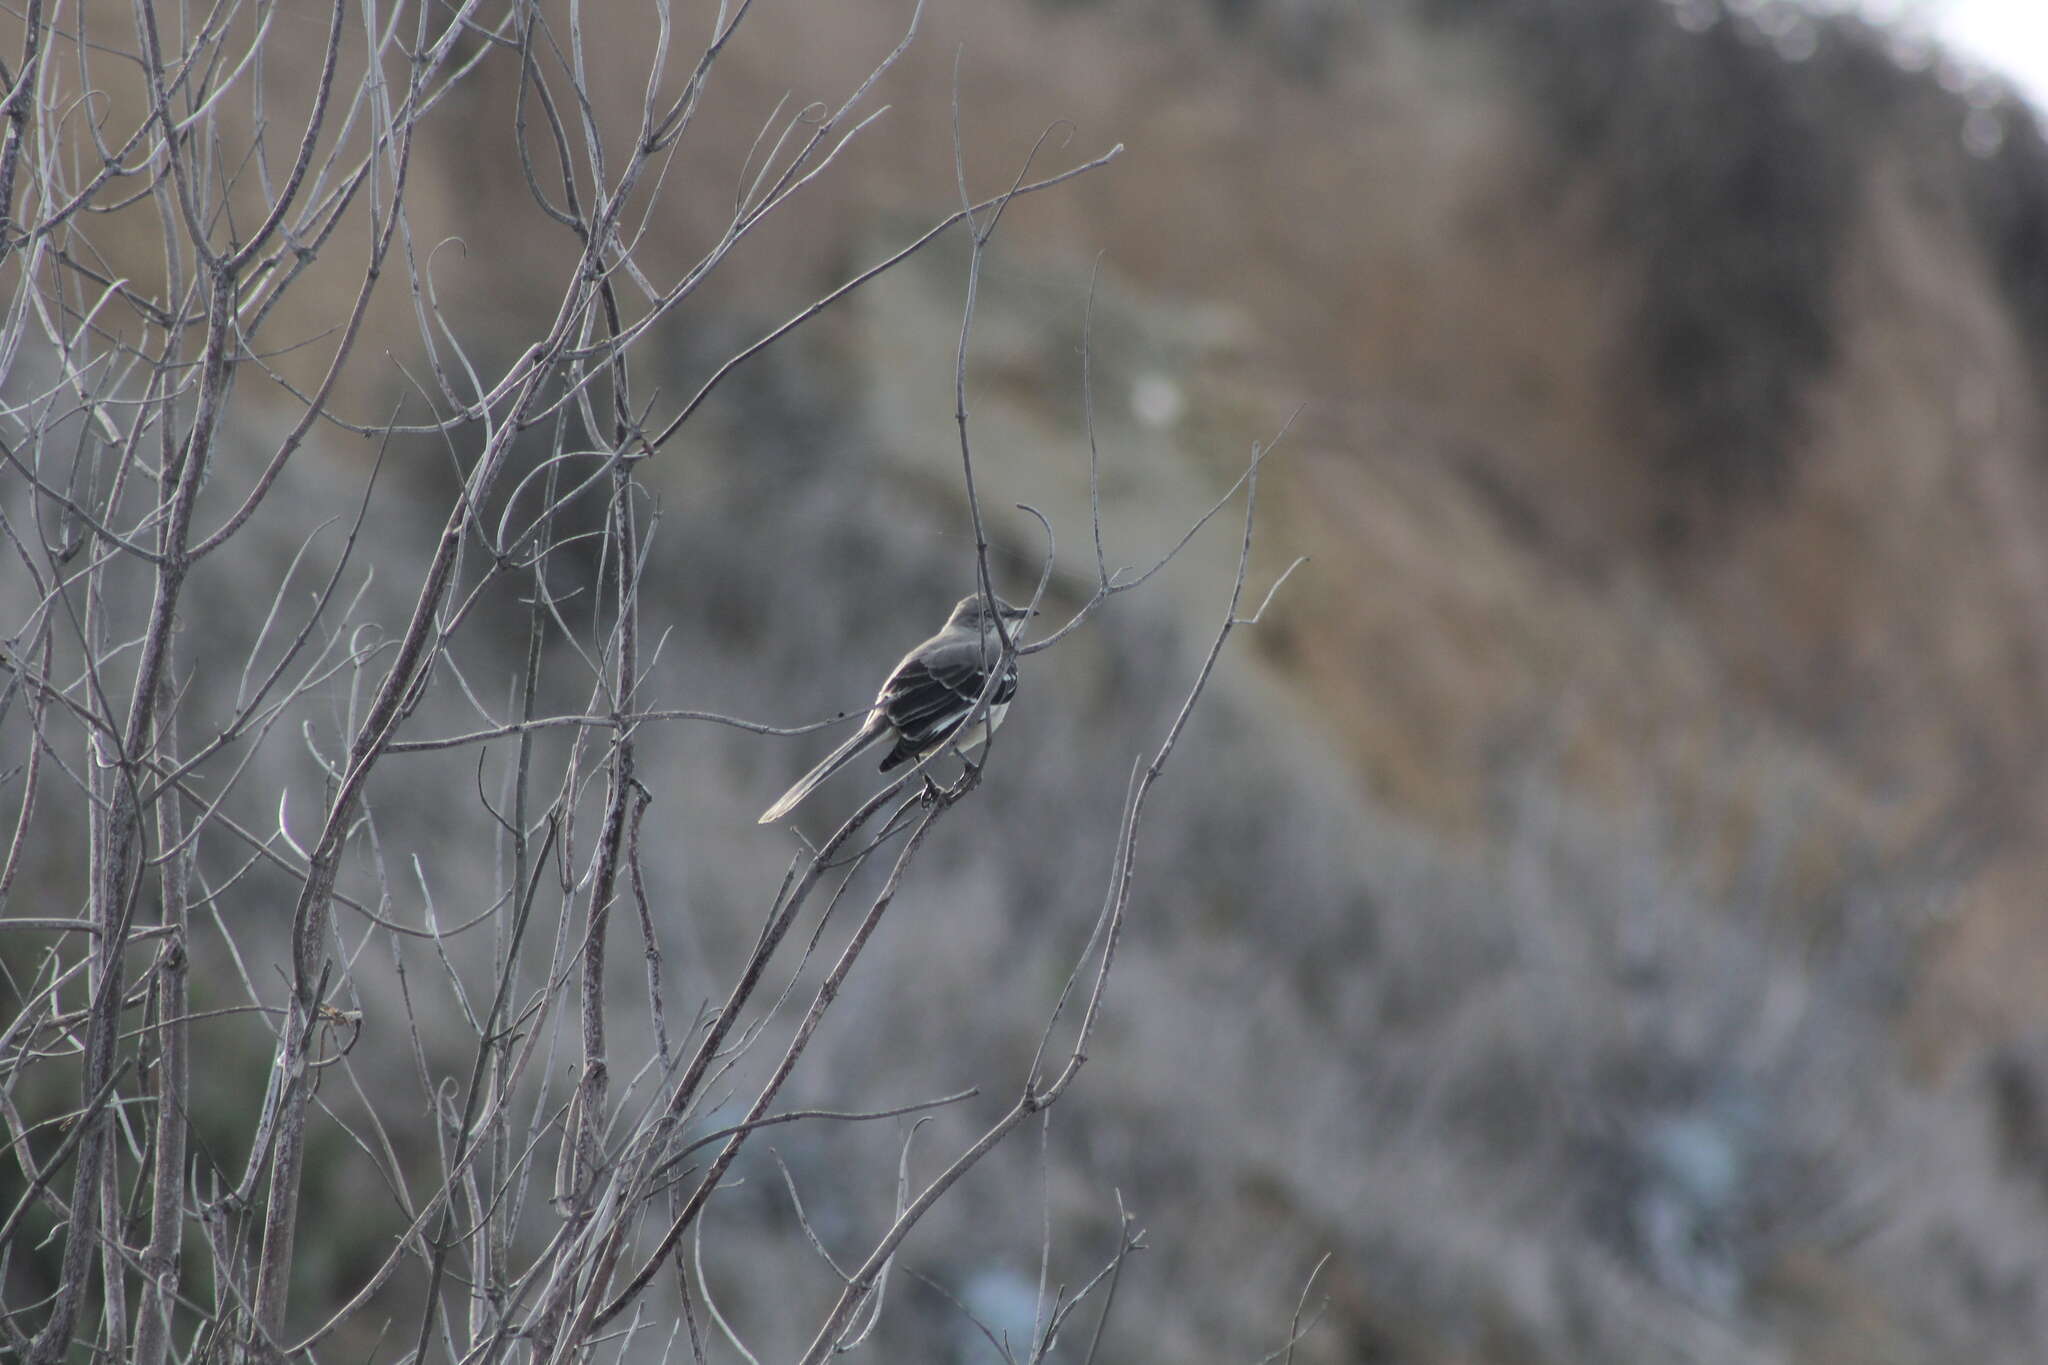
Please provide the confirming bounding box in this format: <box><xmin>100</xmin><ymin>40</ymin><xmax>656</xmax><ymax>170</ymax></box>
<box><xmin>1858</xmin><ymin>0</ymin><xmax>2048</xmax><ymax>111</ymax></box>
<box><xmin>1937</xmin><ymin>0</ymin><xmax>2048</xmax><ymax>106</ymax></box>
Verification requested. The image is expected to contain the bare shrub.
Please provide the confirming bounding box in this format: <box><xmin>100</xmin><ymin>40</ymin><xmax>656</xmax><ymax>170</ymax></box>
<box><xmin>0</xmin><ymin>3</ymin><xmax>1295</xmax><ymax>1360</ymax></box>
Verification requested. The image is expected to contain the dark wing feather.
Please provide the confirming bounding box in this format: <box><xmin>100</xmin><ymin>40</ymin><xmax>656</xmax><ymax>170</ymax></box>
<box><xmin>875</xmin><ymin>640</ymin><xmax>1016</xmax><ymax>772</ymax></box>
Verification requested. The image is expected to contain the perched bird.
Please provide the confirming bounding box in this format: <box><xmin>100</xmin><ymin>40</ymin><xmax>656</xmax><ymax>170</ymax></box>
<box><xmin>757</xmin><ymin>594</ymin><xmax>1033</xmax><ymax>824</ymax></box>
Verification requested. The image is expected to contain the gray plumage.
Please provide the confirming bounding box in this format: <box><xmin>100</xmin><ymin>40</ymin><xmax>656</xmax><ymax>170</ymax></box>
<box><xmin>757</xmin><ymin>595</ymin><xmax>1032</xmax><ymax>824</ymax></box>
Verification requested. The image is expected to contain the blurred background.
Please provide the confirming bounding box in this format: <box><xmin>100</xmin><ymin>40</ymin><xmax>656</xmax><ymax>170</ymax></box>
<box><xmin>12</xmin><ymin>0</ymin><xmax>2048</xmax><ymax>1360</ymax></box>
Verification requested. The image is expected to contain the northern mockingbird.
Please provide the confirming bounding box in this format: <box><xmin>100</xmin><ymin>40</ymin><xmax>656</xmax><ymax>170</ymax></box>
<box><xmin>758</xmin><ymin>594</ymin><xmax>1033</xmax><ymax>824</ymax></box>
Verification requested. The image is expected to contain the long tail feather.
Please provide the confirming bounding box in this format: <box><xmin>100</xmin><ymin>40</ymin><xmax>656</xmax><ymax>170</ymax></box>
<box><xmin>756</xmin><ymin>724</ymin><xmax>886</xmax><ymax>824</ymax></box>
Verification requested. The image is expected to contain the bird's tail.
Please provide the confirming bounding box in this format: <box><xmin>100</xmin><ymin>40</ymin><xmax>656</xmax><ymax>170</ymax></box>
<box><xmin>757</xmin><ymin>723</ymin><xmax>886</xmax><ymax>824</ymax></box>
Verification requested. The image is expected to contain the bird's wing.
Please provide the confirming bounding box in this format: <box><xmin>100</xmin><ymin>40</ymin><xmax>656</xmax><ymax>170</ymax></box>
<box><xmin>876</xmin><ymin>636</ymin><xmax>1017</xmax><ymax>769</ymax></box>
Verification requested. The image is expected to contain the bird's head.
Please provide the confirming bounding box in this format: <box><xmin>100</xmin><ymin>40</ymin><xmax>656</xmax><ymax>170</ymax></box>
<box><xmin>948</xmin><ymin>594</ymin><xmax>1036</xmax><ymax>630</ymax></box>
